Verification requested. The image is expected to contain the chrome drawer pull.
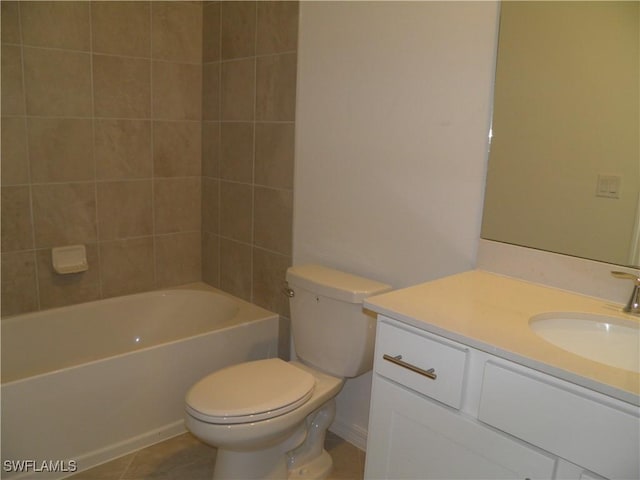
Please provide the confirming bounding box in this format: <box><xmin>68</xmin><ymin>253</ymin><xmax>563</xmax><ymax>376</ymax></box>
<box><xmin>383</xmin><ymin>354</ymin><xmax>437</xmax><ymax>380</ymax></box>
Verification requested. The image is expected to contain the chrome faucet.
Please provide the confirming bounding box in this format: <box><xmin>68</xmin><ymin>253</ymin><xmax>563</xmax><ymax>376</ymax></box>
<box><xmin>611</xmin><ymin>271</ymin><xmax>640</xmax><ymax>315</ymax></box>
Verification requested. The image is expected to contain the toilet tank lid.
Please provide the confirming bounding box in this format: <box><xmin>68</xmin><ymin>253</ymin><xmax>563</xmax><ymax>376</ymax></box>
<box><xmin>286</xmin><ymin>264</ymin><xmax>392</xmax><ymax>303</ymax></box>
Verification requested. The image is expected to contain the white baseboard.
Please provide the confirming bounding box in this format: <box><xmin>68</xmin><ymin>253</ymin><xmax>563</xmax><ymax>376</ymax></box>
<box><xmin>56</xmin><ymin>422</ymin><xmax>186</xmax><ymax>480</ymax></box>
<box><xmin>329</xmin><ymin>418</ymin><xmax>368</xmax><ymax>452</ymax></box>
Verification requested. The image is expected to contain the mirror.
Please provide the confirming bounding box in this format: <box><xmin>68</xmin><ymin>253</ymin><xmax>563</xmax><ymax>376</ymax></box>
<box><xmin>481</xmin><ymin>1</ymin><xmax>639</xmax><ymax>266</ymax></box>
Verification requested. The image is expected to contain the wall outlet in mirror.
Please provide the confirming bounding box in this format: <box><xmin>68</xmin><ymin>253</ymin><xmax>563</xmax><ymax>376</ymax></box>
<box><xmin>596</xmin><ymin>175</ymin><xmax>621</xmax><ymax>199</ymax></box>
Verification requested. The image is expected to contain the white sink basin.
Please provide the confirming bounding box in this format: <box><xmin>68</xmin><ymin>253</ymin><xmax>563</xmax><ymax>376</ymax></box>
<box><xmin>530</xmin><ymin>312</ymin><xmax>640</xmax><ymax>373</ymax></box>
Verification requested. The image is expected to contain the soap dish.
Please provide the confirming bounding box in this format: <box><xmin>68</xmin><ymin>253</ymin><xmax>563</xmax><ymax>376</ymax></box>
<box><xmin>52</xmin><ymin>245</ymin><xmax>89</xmax><ymax>274</ymax></box>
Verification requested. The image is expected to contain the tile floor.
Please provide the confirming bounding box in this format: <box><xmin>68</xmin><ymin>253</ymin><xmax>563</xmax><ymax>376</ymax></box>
<box><xmin>68</xmin><ymin>431</ymin><xmax>365</xmax><ymax>480</ymax></box>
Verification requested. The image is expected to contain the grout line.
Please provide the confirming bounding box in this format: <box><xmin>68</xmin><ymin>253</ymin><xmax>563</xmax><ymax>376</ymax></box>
<box><xmin>248</xmin><ymin>1</ymin><xmax>260</xmax><ymax>305</ymax></box>
<box><xmin>149</xmin><ymin>1</ymin><xmax>158</xmax><ymax>290</ymax></box>
<box><xmin>14</xmin><ymin>43</ymin><xmax>203</xmax><ymax>66</ymax></box>
<box><xmin>216</xmin><ymin>0</ymin><xmax>223</xmax><ymax>289</ymax></box>
<box><xmin>88</xmin><ymin>2</ymin><xmax>104</xmax><ymax>300</ymax></box>
<box><xmin>2</xmin><ymin>114</ymin><xmax>291</xmax><ymax>125</ymax></box>
<box><xmin>15</xmin><ymin>1</ymin><xmax>42</xmax><ymax>311</ymax></box>
<box><xmin>216</xmin><ymin>49</ymin><xmax>298</xmax><ymax>64</ymax></box>
<box><xmin>117</xmin><ymin>451</ymin><xmax>137</xmax><ymax>480</ymax></box>
<box><xmin>6</xmin><ymin>42</ymin><xmax>296</xmax><ymax>64</ymax></box>
<box><xmin>25</xmin><ymin>177</ymin><xmax>201</xmax><ymax>187</ymax></box>
<box><xmin>9</xmin><ymin>115</ymin><xmax>202</xmax><ymax>122</ymax></box>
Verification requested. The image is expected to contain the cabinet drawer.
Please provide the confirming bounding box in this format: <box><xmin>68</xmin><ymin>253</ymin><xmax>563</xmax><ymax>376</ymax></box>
<box><xmin>478</xmin><ymin>362</ymin><xmax>640</xmax><ymax>480</ymax></box>
<box><xmin>374</xmin><ymin>319</ymin><xmax>468</xmax><ymax>409</ymax></box>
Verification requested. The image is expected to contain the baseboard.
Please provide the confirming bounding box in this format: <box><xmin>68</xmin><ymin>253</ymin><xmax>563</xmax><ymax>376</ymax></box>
<box><xmin>329</xmin><ymin>418</ymin><xmax>368</xmax><ymax>452</ymax></box>
<box><xmin>55</xmin><ymin>421</ymin><xmax>185</xmax><ymax>480</ymax></box>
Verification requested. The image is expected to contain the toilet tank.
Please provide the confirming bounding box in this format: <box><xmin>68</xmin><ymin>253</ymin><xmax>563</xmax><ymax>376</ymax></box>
<box><xmin>286</xmin><ymin>265</ymin><xmax>391</xmax><ymax>378</ymax></box>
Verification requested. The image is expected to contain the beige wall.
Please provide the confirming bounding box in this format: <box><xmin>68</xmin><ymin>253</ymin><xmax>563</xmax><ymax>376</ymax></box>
<box><xmin>1</xmin><ymin>1</ymin><xmax>297</xmax><ymax>322</ymax></box>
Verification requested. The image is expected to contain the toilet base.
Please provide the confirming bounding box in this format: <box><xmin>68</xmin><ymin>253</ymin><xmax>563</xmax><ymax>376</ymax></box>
<box><xmin>212</xmin><ymin>424</ymin><xmax>306</xmax><ymax>480</ymax></box>
<box><xmin>210</xmin><ymin>401</ymin><xmax>336</xmax><ymax>480</ymax></box>
<box><xmin>288</xmin><ymin>449</ymin><xmax>333</xmax><ymax>480</ymax></box>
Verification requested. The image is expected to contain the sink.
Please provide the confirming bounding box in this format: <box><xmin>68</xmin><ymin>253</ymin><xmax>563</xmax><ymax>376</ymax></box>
<box><xmin>530</xmin><ymin>312</ymin><xmax>640</xmax><ymax>373</ymax></box>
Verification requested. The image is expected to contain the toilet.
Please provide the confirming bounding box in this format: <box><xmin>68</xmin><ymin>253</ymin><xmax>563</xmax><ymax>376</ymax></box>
<box><xmin>184</xmin><ymin>264</ymin><xmax>391</xmax><ymax>480</ymax></box>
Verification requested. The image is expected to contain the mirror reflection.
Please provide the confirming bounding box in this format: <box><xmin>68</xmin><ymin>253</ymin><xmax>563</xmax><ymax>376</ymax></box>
<box><xmin>481</xmin><ymin>1</ymin><xmax>639</xmax><ymax>266</ymax></box>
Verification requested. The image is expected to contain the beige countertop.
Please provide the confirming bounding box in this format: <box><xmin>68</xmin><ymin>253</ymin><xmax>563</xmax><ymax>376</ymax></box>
<box><xmin>364</xmin><ymin>270</ymin><xmax>640</xmax><ymax>406</ymax></box>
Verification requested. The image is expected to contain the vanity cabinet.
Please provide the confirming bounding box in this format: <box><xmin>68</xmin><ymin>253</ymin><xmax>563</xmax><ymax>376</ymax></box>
<box><xmin>365</xmin><ymin>316</ymin><xmax>639</xmax><ymax>480</ymax></box>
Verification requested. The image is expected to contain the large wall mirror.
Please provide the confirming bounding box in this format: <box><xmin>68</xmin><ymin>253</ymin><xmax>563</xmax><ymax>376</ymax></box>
<box><xmin>481</xmin><ymin>1</ymin><xmax>639</xmax><ymax>266</ymax></box>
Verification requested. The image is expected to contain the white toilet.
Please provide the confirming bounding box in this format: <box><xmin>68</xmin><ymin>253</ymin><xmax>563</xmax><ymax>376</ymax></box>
<box><xmin>184</xmin><ymin>264</ymin><xmax>391</xmax><ymax>480</ymax></box>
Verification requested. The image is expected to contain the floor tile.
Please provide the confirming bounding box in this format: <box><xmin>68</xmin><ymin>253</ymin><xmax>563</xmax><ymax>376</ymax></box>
<box><xmin>69</xmin><ymin>431</ymin><xmax>363</xmax><ymax>480</ymax></box>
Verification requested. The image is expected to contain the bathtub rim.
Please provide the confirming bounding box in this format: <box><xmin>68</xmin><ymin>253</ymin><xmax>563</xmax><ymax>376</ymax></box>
<box><xmin>1</xmin><ymin>282</ymin><xmax>279</xmax><ymax>386</ymax></box>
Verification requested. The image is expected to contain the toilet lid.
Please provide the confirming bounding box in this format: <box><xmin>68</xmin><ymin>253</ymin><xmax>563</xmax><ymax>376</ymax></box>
<box><xmin>185</xmin><ymin>358</ymin><xmax>315</xmax><ymax>424</ymax></box>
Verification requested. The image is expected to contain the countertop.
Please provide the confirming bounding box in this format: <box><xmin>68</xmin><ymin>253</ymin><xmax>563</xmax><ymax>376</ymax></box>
<box><xmin>364</xmin><ymin>270</ymin><xmax>640</xmax><ymax>406</ymax></box>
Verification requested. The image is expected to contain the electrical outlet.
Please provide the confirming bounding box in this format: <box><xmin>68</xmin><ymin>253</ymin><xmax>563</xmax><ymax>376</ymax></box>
<box><xmin>596</xmin><ymin>174</ymin><xmax>621</xmax><ymax>199</ymax></box>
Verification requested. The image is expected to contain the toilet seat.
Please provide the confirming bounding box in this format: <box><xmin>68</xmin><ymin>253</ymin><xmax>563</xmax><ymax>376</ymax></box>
<box><xmin>186</xmin><ymin>358</ymin><xmax>316</xmax><ymax>425</ymax></box>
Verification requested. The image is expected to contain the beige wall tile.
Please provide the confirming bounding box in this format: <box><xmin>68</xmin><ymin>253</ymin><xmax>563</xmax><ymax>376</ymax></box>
<box><xmin>203</xmin><ymin>2</ymin><xmax>221</xmax><ymax>63</ymax></box>
<box><xmin>202</xmin><ymin>177</ymin><xmax>219</xmax><ymax>234</ymax></box>
<box><xmin>221</xmin><ymin>1</ymin><xmax>256</xmax><ymax>60</ymax></box>
<box><xmin>93</xmin><ymin>55</ymin><xmax>151</xmax><ymax>118</ymax></box>
<box><xmin>154</xmin><ymin>177</ymin><xmax>201</xmax><ymax>234</ymax></box>
<box><xmin>202</xmin><ymin>62</ymin><xmax>220</xmax><ymax>121</ymax></box>
<box><xmin>32</xmin><ymin>183</ymin><xmax>97</xmax><ymax>248</ymax></box>
<box><xmin>153</xmin><ymin>121</ymin><xmax>202</xmax><ymax>177</ymax></box>
<box><xmin>256</xmin><ymin>53</ymin><xmax>297</xmax><ymax>121</ymax></box>
<box><xmin>221</xmin><ymin>58</ymin><xmax>255</xmax><ymax>121</ymax></box>
<box><xmin>1</xmin><ymin>251</ymin><xmax>38</xmax><ymax>316</ymax></box>
<box><xmin>152</xmin><ymin>1</ymin><xmax>202</xmax><ymax>63</ymax></box>
<box><xmin>94</xmin><ymin>119</ymin><xmax>152</xmax><ymax>180</ymax></box>
<box><xmin>220</xmin><ymin>122</ymin><xmax>254</xmax><ymax>183</ymax></box>
<box><xmin>1</xmin><ymin>46</ymin><xmax>25</xmax><ymax>115</ymax></box>
<box><xmin>219</xmin><ymin>181</ymin><xmax>252</xmax><ymax>243</ymax></box>
<box><xmin>201</xmin><ymin>232</ymin><xmax>219</xmax><ymax>286</ymax></box>
<box><xmin>1</xmin><ymin>186</ymin><xmax>33</xmax><ymax>252</ymax></box>
<box><xmin>278</xmin><ymin>316</ymin><xmax>291</xmax><ymax>361</ymax></box>
<box><xmin>253</xmin><ymin>186</ymin><xmax>292</xmax><ymax>255</ymax></box>
<box><xmin>23</xmin><ymin>47</ymin><xmax>92</xmax><ymax>117</ymax></box>
<box><xmin>21</xmin><ymin>1</ymin><xmax>90</xmax><ymax>51</ymax></box>
<box><xmin>1</xmin><ymin>117</ymin><xmax>29</xmax><ymax>185</ymax></box>
<box><xmin>152</xmin><ymin>61</ymin><xmax>202</xmax><ymax>121</ymax></box>
<box><xmin>97</xmin><ymin>180</ymin><xmax>153</xmax><ymax>241</ymax></box>
<box><xmin>155</xmin><ymin>232</ymin><xmax>201</xmax><ymax>287</ymax></box>
<box><xmin>92</xmin><ymin>1</ymin><xmax>151</xmax><ymax>57</ymax></box>
<box><xmin>0</xmin><ymin>0</ymin><xmax>297</xmax><ymax>316</ymax></box>
<box><xmin>219</xmin><ymin>238</ymin><xmax>251</xmax><ymax>300</ymax></box>
<box><xmin>1</xmin><ymin>2</ymin><xmax>21</xmax><ymax>45</ymax></box>
<box><xmin>36</xmin><ymin>245</ymin><xmax>101</xmax><ymax>310</ymax></box>
<box><xmin>100</xmin><ymin>237</ymin><xmax>155</xmax><ymax>297</ymax></box>
<box><xmin>28</xmin><ymin>118</ymin><xmax>94</xmax><ymax>183</ymax></box>
<box><xmin>256</xmin><ymin>1</ymin><xmax>299</xmax><ymax>55</ymax></box>
<box><xmin>252</xmin><ymin>247</ymin><xmax>291</xmax><ymax>317</ymax></box>
<box><xmin>202</xmin><ymin>121</ymin><xmax>220</xmax><ymax>178</ymax></box>
<box><xmin>255</xmin><ymin>122</ymin><xmax>294</xmax><ymax>189</ymax></box>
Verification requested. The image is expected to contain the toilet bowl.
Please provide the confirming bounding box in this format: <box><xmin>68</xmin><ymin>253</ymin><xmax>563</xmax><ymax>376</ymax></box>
<box><xmin>185</xmin><ymin>360</ymin><xmax>343</xmax><ymax>479</ymax></box>
<box><xmin>185</xmin><ymin>264</ymin><xmax>391</xmax><ymax>480</ymax></box>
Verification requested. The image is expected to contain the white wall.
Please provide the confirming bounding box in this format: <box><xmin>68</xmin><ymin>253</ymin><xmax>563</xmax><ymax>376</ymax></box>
<box><xmin>293</xmin><ymin>2</ymin><xmax>499</xmax><ymax>448</ymax></box>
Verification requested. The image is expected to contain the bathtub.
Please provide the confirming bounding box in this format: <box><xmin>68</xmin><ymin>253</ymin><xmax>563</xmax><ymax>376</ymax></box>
<box><xmin>1</xmin><ymin>283</ymin><xmax>279</xmax><ymax>479</ymax></box>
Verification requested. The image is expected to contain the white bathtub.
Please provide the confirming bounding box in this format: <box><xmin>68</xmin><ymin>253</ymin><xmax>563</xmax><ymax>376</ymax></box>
<box><xmin>1</xmin><ymin>283</ymin><xmax>279</xmax><ymax>479</ymax></box>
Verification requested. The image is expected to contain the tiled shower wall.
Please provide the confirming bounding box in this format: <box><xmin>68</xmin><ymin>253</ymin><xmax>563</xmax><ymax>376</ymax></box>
<box><xmin>200</xmin><ymin>1</ymin><xmax>297</xmax><ymax>326</ymax></box>
<box><xmin>1</xmin><ymin>1</ymin><xmax>297</xmax><ymax>326</ymax></box>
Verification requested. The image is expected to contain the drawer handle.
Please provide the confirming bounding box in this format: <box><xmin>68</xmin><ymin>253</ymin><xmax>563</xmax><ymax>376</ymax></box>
<box><xmin>383</xmin><ymin>354</ymin><xmax>437</xmax><ymax>380</ymax></box>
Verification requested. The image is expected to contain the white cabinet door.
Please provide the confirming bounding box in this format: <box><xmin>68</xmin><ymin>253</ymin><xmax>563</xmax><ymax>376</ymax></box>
<box><xmin>365</xmin><ymin>377</ymin><xmax>556</xmax><ymax>480</ymax></box>
<box><xmin>478</xmin><ymin>361</ymin><xmax>639</xmax><ymax>480</ymax></box>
